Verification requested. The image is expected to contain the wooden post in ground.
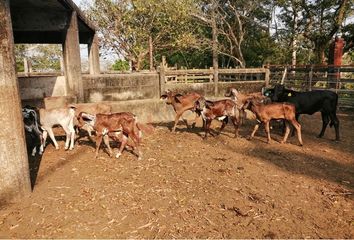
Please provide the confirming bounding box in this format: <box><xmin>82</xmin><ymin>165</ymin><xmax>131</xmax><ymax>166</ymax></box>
<box><xmin>0</xmin><ymin>0</ymin><xmax>31</xmax><ymax>204</ymax></box>
<box><xmin>159</xmin><ymin>56</ymin><xmax>166</xmax><ymax>96</ymax></box>
<box><xmin>264</xmin><ymin>66</ymin><xmax>270</xmax><ymax>87</ymax></box>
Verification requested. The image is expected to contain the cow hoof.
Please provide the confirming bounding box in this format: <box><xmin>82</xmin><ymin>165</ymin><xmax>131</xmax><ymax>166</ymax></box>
<box><xmin>115</xmin><ymin>153</ymin><xmax>122</xmax><ymax>159</ymax></box>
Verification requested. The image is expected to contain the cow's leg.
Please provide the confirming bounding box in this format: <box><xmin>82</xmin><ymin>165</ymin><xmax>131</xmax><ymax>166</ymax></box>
<box><xmin>116</xmin><ymin>134</ymin><xmax>128</xmax><ymax>159</ymax></box>
<box><xmin>290</xmin><ymin>119</ymin><xmax>303</xmax><ymax>146</ymax></box>
<box><xmin>230</xmin><ymin>116</ymin><xmax>239</xmax><ymax>138</ymax></box>
<box><xmin>203</xmin><ymin>120</ymin><xmax>212</xmax><ymax>139</ymax></box>
<box><xmin>31</xmin><ymin>147</ymin><xmax>37</xmax><ymax>156</ymax></box>
<box><xmin>318</xmin><ymin>112</ymin><xmax>330</xmax><ymax>139</ymax></box>
<box><xmin>217</xmin><ymin>117</ymin><xmax>228</xmax><ymax>135</ymax></box>
<box><xmin>95</xmin><ymin>134</ymin><xmax>104</xmax><ymax>158</ymax></box>
<box><xmin>69</xmin><ymin>125</ymin><xmax>75</xmax><ymax>150</ymax></box>
<box><xmin>102</xmin><ymin>134</ymin><xmax>113</xmax><ymax>156</ymax></box>
<box><xmin>62</xmin><ymin>126</ymin><xmax>72</xmax><ymax>150</ymax></box>
<box><xmin>45</xmin><ymin>127</ymin><xmax>59</xmax><ymax>149</ymax></box>
<box><xmin>172</xmin><ymin>112</ymin><xmax>183</xmax><ymax>132</ymax></box>
<box><xmin>280</xmin><ymin>121</ymin><xmax>291</xmax><ymax>144</ymax></box>
<box><xmin>265</xmin><ymin>121</ymin><xmax>273</xmax><ymax>143</ymax></box>
<box><xmin>191</xmin><ymin>112</ymin><xmax>200</xmax><ymax>128</ymax></box>
<box><xmin>130</xmin><ymin>129</ymin><xmax>142</xmax><ymax>160</ymax></box>
<box><xmin>39</xmin><ymin>130</ymin><xmax>47</xmax><ymax>154</ymax></box>
<box><xmin>290</xmin><ymin>114</ymin><xmax>300</xmax><ymax>137</ymax></box>
<box><xmin>328</xmin><ymin>112</ymin><xmax>340</xmax><ymax>141</ymax></box>
<box><xmin>182</xmin><ymin>117</ymin><xmax>189</xmax><ymax>129</ymax></box>
<box><xmin>250</xmin><ymin>123</ymin><xmax>260</xmax><ymax>140</ymax></box>
<box><xmin>130</xmin><ymin>134</ymin><xmax>142</xmax><ymax>160</ymax></box>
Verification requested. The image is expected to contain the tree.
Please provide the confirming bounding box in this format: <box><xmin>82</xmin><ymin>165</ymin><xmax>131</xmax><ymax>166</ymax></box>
<box><xmin>86</xmin><ymin>0</ymin><xmax>199</xmax><ymax>71</ymax></box>
<box><xmin>276</xmin><ymin>0</ymin><xmax>304</xmax><ymax>65</ymax></box>
<box><xmin>301</xmin><ymin>0</ymin><xmax>352</xmax><ymax>63</ymax></box>
<box><xmin>14</xmin><ymin>44</ymin><xmax>61</xmax><ymax>72</ymax></box>
<box><xmin>111</xmin><ymin>59</ymin><xmax>130</xmax><ymax>71</ymax></box>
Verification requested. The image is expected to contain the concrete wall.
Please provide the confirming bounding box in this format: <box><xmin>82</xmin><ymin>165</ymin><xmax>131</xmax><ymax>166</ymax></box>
<box><xmin>18</xmin><ymin>73</ymin><xmax>266</xmax><ymax>123</ymax></box>
<box><xmin>82</xmin><ymin>73</ymin><xmax>160</xmax><ymax>102</ymax></box>
<box><xmin>18</xmin><ymin>75</ymin><xmax>66</xmax><ymax>100</ymax></box>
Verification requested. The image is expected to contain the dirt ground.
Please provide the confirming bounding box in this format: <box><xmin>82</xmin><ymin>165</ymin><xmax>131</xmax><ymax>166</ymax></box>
<box><xmin>0</xmin><ymin>112</ymin><xmax>353</xmax><ymax>238</ymax></box>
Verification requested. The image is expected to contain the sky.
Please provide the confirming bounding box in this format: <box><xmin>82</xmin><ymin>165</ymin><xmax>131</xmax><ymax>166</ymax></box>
<box><xmin>72</xmin><ymin>0</ymin><xmax>118</xmax><ymax>70</ymax></box>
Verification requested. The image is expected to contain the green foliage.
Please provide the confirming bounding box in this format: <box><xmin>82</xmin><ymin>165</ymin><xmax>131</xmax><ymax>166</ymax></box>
<box><xmin>14</xmin><ymin>44</ymin><xmax>61</xmax><ymax>72</ymax></box>
<box><xmin>111</xmin><ymin>59</ymin><xmax>130</xmax><ymax>71</ymax></box>
<box><xmin>86</xmin><ymin>0</ymin><xmax>199</xmax><ymax>70</ymax></box>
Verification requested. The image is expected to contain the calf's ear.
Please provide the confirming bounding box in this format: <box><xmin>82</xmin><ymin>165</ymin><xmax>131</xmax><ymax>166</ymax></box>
<box><xmin>205</xmin><ymin>100</ymin><xmax>214</xmax><ymax>109</ymax></box>
<box><xmin>174</xmin><ymin>94</ymin><xmax>183</xmax><ymax>103</ymax></box>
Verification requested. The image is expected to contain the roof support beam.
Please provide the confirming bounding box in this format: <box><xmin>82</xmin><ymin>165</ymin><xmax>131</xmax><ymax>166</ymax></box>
<box><xmin>0</xmin><ymin>0</ymin><xmax>31</xmax><ymax>203</ymax></box>
<box><xmin>88</xmin><ymin>33</ymin><xmax>100</xmax><ymax>75</ymax></box>
<box><xmin>63</xmin><ymin>11</ymin><xmax>83</xmax><ymax>102</ymax></box>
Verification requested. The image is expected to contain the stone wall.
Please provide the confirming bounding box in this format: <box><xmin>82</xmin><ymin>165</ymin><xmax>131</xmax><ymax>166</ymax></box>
<box><xmin>82</xmin><ymin>73</ymin><xmax>160</xmax><ymax>102</ymax></box>
<box><xmin>18</xmin><ymin>75</ymin><xmax>66</xmax><ymax>100</ymax></box>
<box><xmin>18</xmin><ymin>73</ymin><xmax>266</xmax><ymax>123</ymax></box>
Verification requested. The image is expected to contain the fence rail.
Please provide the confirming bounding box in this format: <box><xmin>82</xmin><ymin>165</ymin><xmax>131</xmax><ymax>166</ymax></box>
<box><xmin>266</xmin><ymin>64</ymin><xmax>354</xmax><ymax>108</ymax></box>
<box><xmin>163</xmin><ymin>68</ymin><xmax>268</xmax><ymax>84</ymax></box>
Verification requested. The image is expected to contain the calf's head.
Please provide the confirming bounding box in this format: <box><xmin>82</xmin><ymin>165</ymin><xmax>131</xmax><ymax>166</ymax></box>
<box><xmin>77</xmin><ymin>112</ymin><xmax>95</xmax><ymax>129</ymax></box>
<box><xmin>271</xmin><ymin>84</ymin><xmax>286</xmax><ymax>102</ymax></box>
<box><xmin>224</xmin><ymin>88</ymin><xmax>239</xmax><ymax>100</ymax></box>
<box><xmin>160</xmin><ymin>89</ymin><xmax>183</xmax><ymax>105</ymax></box>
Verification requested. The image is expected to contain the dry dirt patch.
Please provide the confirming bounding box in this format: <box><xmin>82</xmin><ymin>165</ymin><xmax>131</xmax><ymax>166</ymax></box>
<box><xmin>0</xmin><ymin>112</ymin><xmax>353</xmax><ymax>238</ymax></box>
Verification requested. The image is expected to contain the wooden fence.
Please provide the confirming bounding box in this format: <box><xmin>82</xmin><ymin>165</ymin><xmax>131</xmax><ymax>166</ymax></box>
<box><xmin>266</xmin><ymin>64</ymin><xmax>354</xmax><ymax>108</ymax></box>
<box><xmin>161</xmin><ymin>68</ymin><xmax>268</xmax><ymax>84</ymax></box>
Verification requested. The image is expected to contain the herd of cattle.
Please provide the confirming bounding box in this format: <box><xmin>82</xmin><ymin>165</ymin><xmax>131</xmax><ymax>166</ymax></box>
<box><xmin>22</xmin><ymin>84</ymin><xmax>340</xmax><ymax>160</ymax></box>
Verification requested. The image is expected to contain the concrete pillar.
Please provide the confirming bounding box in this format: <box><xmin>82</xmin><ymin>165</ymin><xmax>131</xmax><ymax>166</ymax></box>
<box><xmin>23</xmin><ymin>58</ymin><xmax>29</xmax><ymax>75</ymax></box>
<box><xmin>88</xmin><ymin>33</ymin><xmax>100</xmax><ymax>75</ymax></box>
<box><xmin>63</xmin><ymin>11</ymin><xmax>83</xmax><ymax>102</ymax></box>
<box><xmin>0</xmin><ymin>0</ymin><xmax>31</xmax><ymax>203</ymax></box>
<box><xmin>59</xmin><ymin>56</ymin><xmax>65</xmax><ymax>74</ymax></box>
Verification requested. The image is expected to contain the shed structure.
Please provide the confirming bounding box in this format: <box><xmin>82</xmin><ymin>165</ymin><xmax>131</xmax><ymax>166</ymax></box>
<box><xmin>0</xmin><ymin>0</ymin><xmax>99</xmax><ymax>204</ymax></box>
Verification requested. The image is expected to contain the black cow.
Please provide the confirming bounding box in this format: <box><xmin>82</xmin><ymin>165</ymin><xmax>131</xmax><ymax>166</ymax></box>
<box><xmin>22</xmin><ymin>106</ymin><xmax>43</xmax><ymax>156</ymax></box>
<box><xmin>268</xmin><ymin>84</ymin><xmax>340</xmax><ymax>141</ymax></box>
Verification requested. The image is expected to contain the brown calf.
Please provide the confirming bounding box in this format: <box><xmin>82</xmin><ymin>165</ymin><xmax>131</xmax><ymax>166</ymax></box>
<box><xmin>72</xmin><ymin>103</ymin><xmax>112</xmax><ymax>141</ymax></box>
<box><xmin>225</xmin><ymin>88</ymin><xmax>270</xmax><ymax>123</ymax></box>
<box><xmin>243</xmin><ymin>100</ymin><xmax>303</xmax><ymax>145</ymax></box>
<box><xmin>194</xmin><ymin>97</ymin><xmax>240</xmax><ymax>139</ymax></box>
<box><xmin>161</xmin><ymin>90</ymin><xmax>202</xmax><ymax>132</ymax></box>
<box><xmin>77</xmin><ymin>112</ymin><xmax>142</xmax><ymax>160</ymax></box>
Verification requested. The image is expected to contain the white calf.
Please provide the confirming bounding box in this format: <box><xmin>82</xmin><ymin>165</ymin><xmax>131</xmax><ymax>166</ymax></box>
<box><xmin>39</xmin><ymin>106</ymin><xmax>76</xmax><ymax>152</ymax></box>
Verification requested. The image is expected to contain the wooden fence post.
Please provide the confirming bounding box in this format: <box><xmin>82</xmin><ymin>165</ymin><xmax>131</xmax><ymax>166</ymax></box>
<box><xmin>159</xmin><ymin>56</ymin><xmax>166</xmax><ymax>96</ymax></box>
<box><xmin>280</xmin><ymin>66</ymin><xmax>287</xmax><ymax>85</ymax></box>
<box><xmin>308</xmin><ymin>66</ymin><xmax>313</xmax><ymax>91</ymax></box>
<box><xmin>264</xmin><ymin>67</ymin><xmax>270</xmax><ymax>87</ymax></box>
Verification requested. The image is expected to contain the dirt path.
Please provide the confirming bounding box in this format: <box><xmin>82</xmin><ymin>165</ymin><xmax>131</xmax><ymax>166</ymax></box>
<box><xmin>0</xmin><ymin>113</ymin><xmax>353</xmax><ymax>238</ymax></box>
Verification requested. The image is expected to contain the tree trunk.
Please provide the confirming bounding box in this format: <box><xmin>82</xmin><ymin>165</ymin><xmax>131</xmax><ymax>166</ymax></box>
<box><xmin>211</xmin><ymin>5</ymin><xmax>219</xmax><ymax>96</ymax></box>
<box><xmin>291</xmin><ymin>11</ymin><xmax>298</xmax><ymax>66</ymax></box>
<box><xmin>149</xmin><ymin>35</ymin><xmax>154</xmax><ymax>71</ymax></box>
